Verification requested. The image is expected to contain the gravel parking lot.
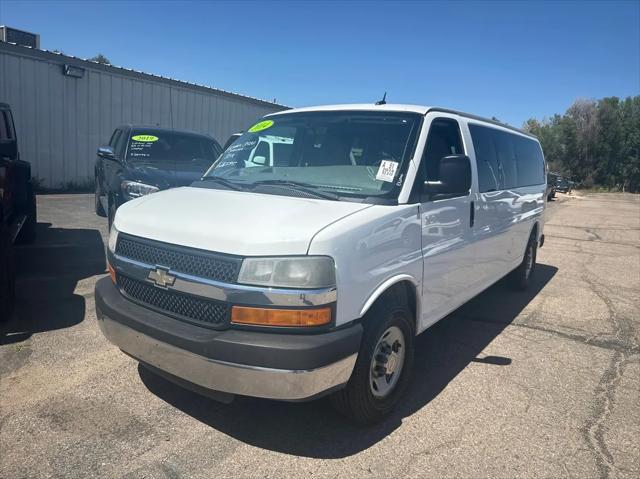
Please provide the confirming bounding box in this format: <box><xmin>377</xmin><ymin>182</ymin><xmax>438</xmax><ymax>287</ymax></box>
<box><xmin>1</xmin><ymin>192</ymin><xmax>638</xmax><ymax>479</ymax></box>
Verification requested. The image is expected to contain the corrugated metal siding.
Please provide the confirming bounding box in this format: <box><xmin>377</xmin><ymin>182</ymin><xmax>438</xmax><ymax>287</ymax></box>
<box><xmin>0</xmin><ymin>44</ymin><xmax>285</xmax><ymax>188</ymax></box>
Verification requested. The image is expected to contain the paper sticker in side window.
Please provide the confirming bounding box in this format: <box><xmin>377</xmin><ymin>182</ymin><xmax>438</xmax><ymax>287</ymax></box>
<box><xmin>376</xmin><ymin>160</ymin><xmax>399</xmax><ymax>182</ymax></box>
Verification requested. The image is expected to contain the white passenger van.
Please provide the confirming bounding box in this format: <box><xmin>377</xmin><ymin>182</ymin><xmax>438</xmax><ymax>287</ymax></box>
<box><xmin>96</xmin><ymin>104</ymin><xmax>546</xmax><ymax>424</ymax></box>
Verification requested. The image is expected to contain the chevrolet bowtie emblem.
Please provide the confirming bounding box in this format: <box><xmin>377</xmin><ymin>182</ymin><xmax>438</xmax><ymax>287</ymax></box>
<box><xmin>148</xmin><ymin>267</ymin><xmax>176</xmax><ymax>288</ymax></box>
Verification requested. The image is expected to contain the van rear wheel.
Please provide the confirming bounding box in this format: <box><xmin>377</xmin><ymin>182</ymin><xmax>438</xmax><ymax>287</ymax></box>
<box><xmin>510</xmin><ymin>234</ymin><xmax>537</xmax><ymax>291</ymax></box>
<box><xmin>330</xmin><ymin>292</ymin><xmax>414</xmax><ymax>425</ymax></box>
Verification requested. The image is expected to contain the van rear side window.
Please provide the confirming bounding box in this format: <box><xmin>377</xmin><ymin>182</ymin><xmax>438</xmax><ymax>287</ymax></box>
<box><xmin>469</xmin><ymin>124</ymin><xmax>500</xmax><ymax>192</ymax></box>
<box><xmin>469</xmin><ymin>124</ymin><xmax>544</xmax><ymax>191</ymax></box>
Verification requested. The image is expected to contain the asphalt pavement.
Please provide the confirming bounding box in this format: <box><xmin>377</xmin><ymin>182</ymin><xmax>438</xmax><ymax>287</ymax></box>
<box><xmin>1</xmin><ymin>192</ymin><xmax>638</xmax><ymax>478</ymax></box>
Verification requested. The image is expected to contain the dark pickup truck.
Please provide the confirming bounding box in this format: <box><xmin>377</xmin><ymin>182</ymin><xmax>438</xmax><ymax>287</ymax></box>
<box><xmin>1</xmin><ymin>103</ymin><xmax>37</xmax><ymax>320</ymax></box>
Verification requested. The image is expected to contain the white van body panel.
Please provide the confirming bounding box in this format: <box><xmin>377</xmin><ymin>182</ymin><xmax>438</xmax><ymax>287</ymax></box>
<box><xmin>308</xmin><ymin>204</ymin><xmax>423</xmax><ymax>326</ymax></box>
<box><xmin>114</xmin><ymin>186</ymin><xmax>371</xmax><ymax>256</ymax></box>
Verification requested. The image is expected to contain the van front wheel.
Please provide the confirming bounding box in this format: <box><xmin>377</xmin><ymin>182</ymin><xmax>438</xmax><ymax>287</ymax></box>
<box><xmin>330</xmin><ymin>295</ymin><xmax>414</xmax><ymax>425</ymax></box>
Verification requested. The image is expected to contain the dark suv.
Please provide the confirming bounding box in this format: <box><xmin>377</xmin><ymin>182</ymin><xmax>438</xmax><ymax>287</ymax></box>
<box><xmin>95</xmin><ymin>125</ymin><xmax>222</xmax><ymax>227</ymax></box>
<box><xmin>1</xmin><ymin>103</ymin><xmax>37</xmax><ymax>320</ymax></box>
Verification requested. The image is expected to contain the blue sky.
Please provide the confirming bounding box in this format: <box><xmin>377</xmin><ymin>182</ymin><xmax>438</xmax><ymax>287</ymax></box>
<box><xmin>1</xmin><ymin>0</ymin><xmax>638</xmax><ymax>126</ymax></box>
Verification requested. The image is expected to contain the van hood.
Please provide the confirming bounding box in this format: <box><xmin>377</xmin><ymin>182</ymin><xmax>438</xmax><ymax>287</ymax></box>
<box><xmin>114</xmin><ymin>186</ymin><xmax>372</xmax><ymax>256</ymax></box>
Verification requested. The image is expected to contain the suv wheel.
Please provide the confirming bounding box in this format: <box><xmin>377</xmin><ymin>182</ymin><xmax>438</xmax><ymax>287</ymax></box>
<box><xmin>95</xmin><ymin>178</ymin><xmax>106</xmax><ymax>217</ymax></box>
<box><xmin>15</xmin><ymin>184</ymin><xmax>36</xmax><ymax>245</ymax></box>
<box><xmin>0</xmin><ymin>225</ymin><xmax>16</xmax><ymax>321</ymax></box>
<box><xmin>330</xmin><ymin>290</ymin><xmax>414</xmax><ymax>425</ymax></box>
<box><xmin>108</xmin><ymin>201</ymin><xmax>116</xmax><ymax>231</ymax></box>
<box><xmin>510</xmin><ymin>232</ymin><xmax>538</xmax><ymax>291</ymax></box>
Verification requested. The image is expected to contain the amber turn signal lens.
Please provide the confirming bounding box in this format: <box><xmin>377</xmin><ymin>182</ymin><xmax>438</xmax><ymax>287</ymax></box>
<box><xmin>231</xmin><ymin>306</ymin><xmax>332</xmax><ymax>327</ymax></box>
<box><xmin>107</xmin><ymin>262</ymin><xmax>116</xmax><ymax>283</ymax></box>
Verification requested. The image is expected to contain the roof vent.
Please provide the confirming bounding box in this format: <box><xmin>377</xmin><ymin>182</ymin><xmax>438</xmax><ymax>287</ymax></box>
<box><xmin>0</xmin><ymin>26</ymin><xmax>40</xmax><ymax>49</ymax></box>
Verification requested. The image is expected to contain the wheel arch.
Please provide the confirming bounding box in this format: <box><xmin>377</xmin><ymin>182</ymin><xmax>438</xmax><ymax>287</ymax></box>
<box><xmin>359</xmin><ymin>275</ymin><xmax>420</xmax><ymax>333</ymax></box>
<box><xmin>517</xmin><ymin>220</ymin><xmax>541</xmax><ymax>259</ymax></box>
<box><xmin>530</xmin><ymin>221</ymin><xmax>539</xmax><ymax>240</ymax></box>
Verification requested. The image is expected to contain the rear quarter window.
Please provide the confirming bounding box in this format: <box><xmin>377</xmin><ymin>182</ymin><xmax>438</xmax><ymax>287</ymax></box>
<box><xmin>514</xmin><ymin>136</ymin><xmax>545</xmax><ymax>186</ymax></box>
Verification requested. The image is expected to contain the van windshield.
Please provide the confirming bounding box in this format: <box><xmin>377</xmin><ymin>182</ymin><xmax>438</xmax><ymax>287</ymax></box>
<box><xmin>202</xmin><ymin>111</ymin><xmax>422</xmax><ymax>200</ymax></box>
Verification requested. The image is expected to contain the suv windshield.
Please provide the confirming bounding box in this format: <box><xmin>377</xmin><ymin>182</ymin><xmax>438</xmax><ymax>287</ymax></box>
<box><xmin>126</xmin><ymin>130</ymin><xmax>221</xmax><ymax>165</ymax></box>
<box><xmin>203</xmin><ymin>111</ymin><xmax>422</xmax><ymax>200</ymax></box>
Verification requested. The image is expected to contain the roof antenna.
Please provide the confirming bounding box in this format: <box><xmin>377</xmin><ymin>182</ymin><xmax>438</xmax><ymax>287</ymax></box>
<box><xmin>375</xmin><ymin>92</ymin><xmax>387</xmax><ymax>106</ymax></box>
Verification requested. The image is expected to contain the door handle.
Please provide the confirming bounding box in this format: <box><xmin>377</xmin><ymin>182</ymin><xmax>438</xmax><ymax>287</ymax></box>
<box><xmin>470</xmin><ymin>201</ymin><xmax>475</xmax><ymax>228</ymax></box>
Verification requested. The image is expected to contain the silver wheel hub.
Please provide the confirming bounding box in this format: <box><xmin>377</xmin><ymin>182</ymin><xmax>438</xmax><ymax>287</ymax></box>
<box><xmin>369</xmin><ymin>325</ymin><xmax>405</xmax><ymax>398</ymax></box>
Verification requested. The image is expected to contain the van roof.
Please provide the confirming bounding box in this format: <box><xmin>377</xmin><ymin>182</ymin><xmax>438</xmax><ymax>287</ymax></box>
<box><xmin>266</xmin><ymin>103</ymin><xmax>537</xmax><ymax>139</ymax></box>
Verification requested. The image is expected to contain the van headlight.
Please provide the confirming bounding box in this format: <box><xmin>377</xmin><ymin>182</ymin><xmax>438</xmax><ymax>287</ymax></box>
<box><xmin>108</xmin><ymin>224</ymin><xmax>119</xmax><ymax>252</ymax></box>
<box><xmin>121</xmin><ymin>180</ymin><xmax>159</xmax><ymax>199</ymax></box>
<box><xmin>238</xmin><ymin>256</ymin><xmax>335</xmax><ymax>289</ymax></box>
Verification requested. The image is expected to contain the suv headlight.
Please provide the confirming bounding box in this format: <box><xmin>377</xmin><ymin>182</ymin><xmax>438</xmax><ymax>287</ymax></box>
<box><xmin>238</xmin><ymin>256</ymin><xmax>335</xmax><ymax>289</ymax></box>
<box><xmin>121</xmin><ymin>180</ymin><xmax>159</xmax><ymax>199</ymax></box>
<box><xmin>108</xmin><ymin>224</ymin><xmax>119</xmax><ymax>252</ymax></box>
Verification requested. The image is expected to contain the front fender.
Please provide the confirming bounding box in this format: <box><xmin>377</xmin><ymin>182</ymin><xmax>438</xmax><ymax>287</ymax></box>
<box><xmin>359</xmin><ymin>274</ymin><xmax>420</xmax><ymax>318</ymax></box>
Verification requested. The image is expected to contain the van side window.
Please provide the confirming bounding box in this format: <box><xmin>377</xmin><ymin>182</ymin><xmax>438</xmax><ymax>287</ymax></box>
<box><xmin>422</xmin><ymin>118</ymin><xmax>464</xmax><ymax>181</ymax></box>
<box><xmin>495</xmin><ymin>130</ymin><xmax>518</xmax><ymax>189</ymax></box>
<box><xmin>515</xmin><ymin>136</ymin><xmax>545</xmax><ymax>186</ymax></box>
<box><xmin>470</xmin><ymin>123</ymin><xmax>545</xmax><ymax>191</ymax></box>
<box><xmin>469</xmin><ymin>124</ymin><xmax>500</xmax><ymax>192</ymax></box>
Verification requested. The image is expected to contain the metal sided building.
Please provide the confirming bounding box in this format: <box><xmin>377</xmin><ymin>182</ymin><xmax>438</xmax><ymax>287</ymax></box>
<box><xmin>0</xmin><ymin>41</ymin><xmax>287</xmax><ymax>189</ymax></box>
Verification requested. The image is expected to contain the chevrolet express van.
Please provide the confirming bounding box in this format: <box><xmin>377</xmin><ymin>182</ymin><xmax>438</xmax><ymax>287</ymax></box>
<box><xmin>96</xmin><ymin>104</ymin><xmax>546</xmax><ymax>424</ymax></box>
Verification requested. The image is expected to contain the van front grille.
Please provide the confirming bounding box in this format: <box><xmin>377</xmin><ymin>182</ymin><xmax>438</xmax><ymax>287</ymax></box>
<box><xmin>115</xmin><ymin>234</ymin><xmax>241</xmax><ymax>284</ymax></box>
<box><xmin>118</xmin><ymin>274</ymin><xmax>229</xmax><ymax>328</ymax></box>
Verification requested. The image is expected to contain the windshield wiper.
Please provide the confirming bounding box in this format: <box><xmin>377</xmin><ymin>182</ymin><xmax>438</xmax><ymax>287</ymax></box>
<box><xmin>251</xmin><ymin>180</ymin><xmax>340</xmax><ymax>200</ymax></box>
<box><xmin>199</xmin><ymin>176</ymin><xmax>245</xmax><ymax>191</ymax></box>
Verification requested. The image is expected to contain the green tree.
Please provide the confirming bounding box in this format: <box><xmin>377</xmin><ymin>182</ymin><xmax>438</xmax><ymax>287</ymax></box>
<box><xmin>88</xmin><ymin>54</ymin><xmax>111</xmax><ymax>65</ymax></box>
<box><xmin>522</xmin><ymin>95</ymin><xmax>640</xmax><ymax>192</ymax></box>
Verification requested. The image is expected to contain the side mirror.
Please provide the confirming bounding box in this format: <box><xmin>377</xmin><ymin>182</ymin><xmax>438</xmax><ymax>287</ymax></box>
<box><xmin>97</xmin><ymin>146</ymin><xmax>117</xmax><ymax>161</ymax></box>
<box><xmin>0</xmin><ymin>139</ymin><xmax>17</xmax><ymax>158</ymax></box>
<box><xmin>252</xmin><ymin>155</ymin><xmax>267</xmax><ymax>166</ymax></box>
<box><xmin>424</xmin><ymin>154</ymin><xmax>471</xmax><ymax>197</ymax></box>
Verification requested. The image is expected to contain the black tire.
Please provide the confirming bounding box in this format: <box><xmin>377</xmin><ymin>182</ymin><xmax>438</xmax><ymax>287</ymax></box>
<box><xmin>0</xmin><ymin>225</ymin><xmax>16</xmax><ymax>322</ymax></box>
<box><xmin>330</xmin><ymin>289</ymin><xmax>414</xmax><ymax>425</ymax></box>
<box><xmin>107</xmin><ymin>200</ymin><xmax>116</xmax><ymax>231</ymax></box>
<box><xmin>95</xmin><ymin>177</ymin><xmax>106</xmax><ymax>217</ymax></box>
<box><xmin>510</xmin><ymin>232</ymin><xmax>538</xmax><ymax>291</ymax></box>
<box><xmin>15</xmin><ymin>185</ymin><xmax>36</xmax><ymax>245</ymax></box>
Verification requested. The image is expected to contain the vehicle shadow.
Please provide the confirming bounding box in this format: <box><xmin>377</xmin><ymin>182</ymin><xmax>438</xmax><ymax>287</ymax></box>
<box><xmin>139</xmin><ymin>263</ymin><xmax>558</xmax><ymax>459</ymax></box>
<box><xmin>0</xmin><ymin>222</ymin><xmax>106</xmax><ymax>346</ymax></box>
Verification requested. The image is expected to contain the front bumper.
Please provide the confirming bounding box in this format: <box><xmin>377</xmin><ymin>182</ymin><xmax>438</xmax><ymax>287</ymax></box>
<box><xmin>95</xmin><ymin>278</ymin><xmax>362</xmax><ymax>400</ymax></box>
